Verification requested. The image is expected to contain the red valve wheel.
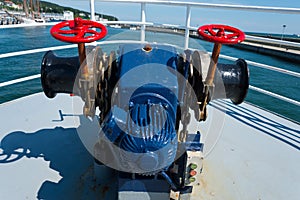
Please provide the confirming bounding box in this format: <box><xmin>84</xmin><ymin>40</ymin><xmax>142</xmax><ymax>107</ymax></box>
<box><xmin>198</xmin><ymin>24</ymin><xmax>245</xmax><ymax>44</ymax></box>
<box><xmin>50</xmin><ymin>17</ymin><xmax>107</xmax><ymax>43</ymax></box>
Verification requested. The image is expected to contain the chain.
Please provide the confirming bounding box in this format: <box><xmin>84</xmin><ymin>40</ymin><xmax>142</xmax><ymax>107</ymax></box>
<box><xmin>178</xmin><ymin>51</ymin><xmax>193</xmax><ymax>142</ymax></box>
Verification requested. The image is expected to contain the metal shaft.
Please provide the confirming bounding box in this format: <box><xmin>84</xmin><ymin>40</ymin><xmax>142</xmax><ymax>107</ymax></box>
<box><xmin>200</xmin><ymin>42</ymin><xmax>222</xmax><ymax>121</ymax></box>
<box><xmin>78</xmin><ymin>43</ymin><xmax>88</xmax><ymax>79</ymax></box>
<box><xmin>205</xmin><ymin>43</ymin><xmax>222</xmax><ymax>86</ymax></box>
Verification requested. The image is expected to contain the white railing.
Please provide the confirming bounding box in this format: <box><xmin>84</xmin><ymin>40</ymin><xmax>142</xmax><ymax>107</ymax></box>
<box><xmin>0</xmin><ymin>41</ymin><xmax>299</xmax><ymax>107</ymax></box>
<box><xmin>245</xmin><ymin>35</ymin><xmax>300</xmax><ymax>49</ymax></box>
<box><xmin>94</xmin><ymin>0</ymin><xmax>300</xmax><ymax>49</ymax></box>
<box><xmin>0</xmin><ymin>22</ymin><xmax>58</xmax><ymax>29</ymax></box>
<box><xmin>0</xmin><ymin>74</ymin><xmax>41</xmax><ymax>88</ymax></box>
<box><xmin>97</xmin><ymin>0</ymin><xmax>300</xmax><ymax>14</ymax></box>
<box><xmin>1</xmin><ymin>1</ymin><xmax>300</xmax><ymax>49</ymax></box>
<box><xmin>249</xmin><ymin>86</ymin><xmax>300</xmax><ymax>107</ymax></box>
<box><xmin>0</xmin><ymin>0</ymin><xmax>299</xmax><ymax>109</ymax></box>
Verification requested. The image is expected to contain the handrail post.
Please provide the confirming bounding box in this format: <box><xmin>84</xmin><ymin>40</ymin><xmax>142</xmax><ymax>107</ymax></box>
<box><xmin>141</xmin><ymin>2</ymin><xmax>146</xmax><ymax>42</ymax></box>
<box><xmin>89</xmin><ymin>0</ymin><xmax>97</xmax><ymax>46</ymax></box>
<box><xmin>90</xmin><ymin>0</ymin><xmax>95</xmax><ymax>21</ymax></box>
<box><xmin>184</xmin><ymin>5</ymin><xmax>191</xmax><ymax>49</ymax></box>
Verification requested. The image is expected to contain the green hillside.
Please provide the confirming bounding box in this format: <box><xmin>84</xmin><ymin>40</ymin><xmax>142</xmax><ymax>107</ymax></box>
<box><xmin>39</xmin><ymin>1</ymin><xmax>118</xmax><ymax>21</ymax></box>
<box><xmin>2</xmin><ymin>0</ymin><xmax>118</xmax><ymax>21</ymax></box>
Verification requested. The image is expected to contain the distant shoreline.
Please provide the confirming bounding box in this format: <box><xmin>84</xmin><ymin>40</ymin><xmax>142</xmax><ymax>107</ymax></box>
<box><xmin>1</xmin><ymin>18</ymin><xmax>299</xmax><ymax>62</ymax></box>
<box><xmin>244</xmin><ymin>32</ymin><xmax>300</xmax><ymax>43</ymax></box>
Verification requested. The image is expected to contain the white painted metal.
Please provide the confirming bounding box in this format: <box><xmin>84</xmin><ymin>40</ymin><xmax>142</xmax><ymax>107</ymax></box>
<box><xmin>0</xmin><ymin>39</ymin><xmax>299</xmax><ymax>107</ymax></box>
<box><xmin>0</xmin><ymin>74</ymin><xmax>40</xmax><ymax>88</ymax></box>
<box><xmin>0</xmin><ymin>22</ymin><xmax>58</xmax><ymax>29</ymax></box>
<box><xmin>249</xmin><ymin>85</ymin><xmax>300</xmax><ymax>107</ymax></box>
<box><xmin>246</xmin><ymin>35</ymin><xmax>300</xmax><ymax>49</ymax></box>
<box><xmin>102</xmin><ymin>20</ymin><xmax>152</xmax><ymax>25</ymax></box>
<box><xmin>0</xmin><ymin>40</ymin><xmax>147</xmax><ymax>59</ymax></box>
<box><xmin>2</xmin><ymin>0</ymin><xmax>300</xmax><ymax>52</ymax></box>
<box><xmin>0</xmin><ymin>44</ymin><xmax>77</xmax><ymax>59</ymax></box>
<box><xmin>184</xmin><ymin>5</ymin><xmax>191</xmax><ymax>50</ymax></box>
<box><xmin>90</xmin><ymin>0</ymin><xmax>96</xmax><ymax>21</ymax></box>
<box><xmin>1</xmin><ymin>42</ymin><xmax>298</xmax><ymax>78</ymax></box>
<box><xmin>140</xmin><ymin>2</ymin><xmax>146</xmax><ymax>42</ymax></box>
<box><xmin>2</xmin><ymin>72</ymin><xmax>298</xmax><ymax>109</ymax></box>
<box><xmin>97</xmin><ymin>0</ymin><xmax>300</xmax><ymax>14</ymax></box>
<box><xmin>93</xmin><ymin>0</ymin><xmax>300</xmax><ymax>52</ymax></box>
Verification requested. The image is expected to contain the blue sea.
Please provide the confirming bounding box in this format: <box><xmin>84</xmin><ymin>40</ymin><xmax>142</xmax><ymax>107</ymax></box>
<box><xmin>0</xmin><ymin>26</ymin><xmax>299</xmax><ymax>122</ymax></box>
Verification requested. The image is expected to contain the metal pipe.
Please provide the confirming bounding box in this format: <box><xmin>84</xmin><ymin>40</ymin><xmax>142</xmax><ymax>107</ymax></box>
<box><xmin>246</xmin><ymin>35</ymin><xmax>300</xmax><ymax>49</ymax></box>
<box><xmin>0</xmin><ymin>40</ymin><xmax>299</xmax><ymax>79</ymax></box>
<box><xmin>205</xmin><ymin>43</ymin><xmax>222</xmax><ymax>85</ymax></box>
<box><xmin>78</xmin><ymin>42</ymin><xmax>88</xmax><ymax>79</ymax></box>
<box><xmin>1</xmin><ymin>73</ymin><xmax>299</xmax><ymax>108</ymax></box>
<box><xmin>78</xmin><ymin>43</ymin><xmax>87</xmax><ymax>65</ymax></box>
<box><xmin>140</xmin><ymin>2</ymin><xmax>146</xmax><ymax>42</ymax></box>
<box><xmin>97</xmin><ymin>0</ymin><xmax>300</xmax><ymax>14</ymax></box>
<box><xmin>90</xmin><ymin>0</ymin><xmax>96</xmax><ymax>21</ymax></box>
<box><xmin>0</xmin><ymin>44</ymin><xmax>77</xmax><ymax>59</ymax></box>
<box><xmin>159</xmin><ymin>171</ymin><xmax>178</xmax><ymax>191</ymax></box>
<box><xmin>0</xmin><ymin>74</ymin><xmax>41</xmax><ymax>88</ymax></box>
<box><xmin>249</xmin><ymin>86</ymin><xmax>300</xmax><ymax>107</ymax></box>
<box><xmin>184</xmin><ymin>5</ymin><xmax>191</xmax><ymax>50</ymax></box>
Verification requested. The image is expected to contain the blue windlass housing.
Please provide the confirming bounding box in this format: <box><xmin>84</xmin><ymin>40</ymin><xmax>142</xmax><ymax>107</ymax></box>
<box><xmin>101</xmin><ymin>44</ymin><xmax>179</xmax><ymax>173</ymax></box>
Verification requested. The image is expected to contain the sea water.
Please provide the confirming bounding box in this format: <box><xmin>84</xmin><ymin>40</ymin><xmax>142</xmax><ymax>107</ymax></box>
<box><xmin>0</xmin><ymin>26</ymin><xmax>299</xmax><ymax>122</ymax></box>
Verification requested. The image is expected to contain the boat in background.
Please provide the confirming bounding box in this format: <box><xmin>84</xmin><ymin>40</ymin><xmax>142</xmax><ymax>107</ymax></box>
<box><xmin>0</xmin><ymin>1</ymin><xmax>299</xmax><ymax>200</ymax></box>
<box><xmin>21</xmin><ymin>16</ymin><xmax>45</xmax><ymax>24</ymax></box>
<box><xmin>0</xmin><ymin>0</ymin><xmax>46</xmax><ymax>25</ymax></box>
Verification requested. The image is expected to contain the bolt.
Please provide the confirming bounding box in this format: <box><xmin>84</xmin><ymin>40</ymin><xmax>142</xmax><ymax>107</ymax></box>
<box><xmin>129</xmin><ymin>101</ymin><xmax>134</xmax><ymax>108</ymax></box>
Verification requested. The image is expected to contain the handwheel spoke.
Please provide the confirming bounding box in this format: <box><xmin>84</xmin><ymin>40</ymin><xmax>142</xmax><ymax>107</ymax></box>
<box><xmin>76</xmin><ymin>29</ymin><xmax>86</xmax><ymax>38</ymax></box>
<box><xmin>207</xmin><ymin>28</ymin><xmax>217</xmax><ymax>36</ymax></box>
<box><xmin>226</xmin><ymin>32</ymin><xmax>239</xmax><ymax>39</ymax></box>
<box><xmin>86</xmin><ymin>29</ymin><xmax>100</xmax><ymax>36</ymax></box>
<box><xmin>57</xmin><ymin>29</ymin><xmax>77</xmax><ymax>35</ymax></box>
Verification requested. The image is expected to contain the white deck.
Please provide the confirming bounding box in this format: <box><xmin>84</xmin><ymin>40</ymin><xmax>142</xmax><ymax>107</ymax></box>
<box><xmin>0</xmin><ymin>93</ymin><xmax>299</xmax><ymax>199</ymax></box>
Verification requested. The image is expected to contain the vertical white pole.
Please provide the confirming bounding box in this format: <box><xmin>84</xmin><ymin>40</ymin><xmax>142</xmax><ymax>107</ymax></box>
<box><xmin>184</xmin><ymin>5</ymin><xmax>191</xmax><ymax>49</ymax></box>
<box><xmin>141</xmin><ymin>2</ymin><xmax>146</xmax><ymax>42</ymax></box>
<box><xmin>90</xmin><ymin>0</ymin><xmax>95</xmax><ymax>21</ymax></box>
<box><xmin>90</xmin><ymin>0</ymin><xmax>97</xmax><ymax>46</ymax></box>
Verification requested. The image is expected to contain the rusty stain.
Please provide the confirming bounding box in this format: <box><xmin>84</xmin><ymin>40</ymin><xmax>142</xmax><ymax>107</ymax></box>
<box><xmin>196</xmin><ymin>160</ymin><xmax>243</xmax><ymax>200</ymax></box>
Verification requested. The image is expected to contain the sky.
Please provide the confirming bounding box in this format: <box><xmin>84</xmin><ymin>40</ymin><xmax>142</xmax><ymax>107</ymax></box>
<box><xmin>44</xmin><ymin>0</ymin><xmax>300</xmax><ymax>34</ymax></box>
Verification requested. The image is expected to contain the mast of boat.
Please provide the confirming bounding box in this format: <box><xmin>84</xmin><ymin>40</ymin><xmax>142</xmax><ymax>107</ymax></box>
<box><xmin>23</xmin><ymin>0</ymin><xmax>29</xmax><ymax>18</ymax></box>
<box><xmin>37</xmin><ymin>0</ymin><xmax>40</xmax><ymax>17</ymax></box>
<box><xmin>30</xmin><ymin>0</ymin><xmax>34</xmax><ymax>18</ymax></box>
<box><xmin>4</xmin><ymin>9</ymin><xmax>24</xmax><ymax>23</ymax></box>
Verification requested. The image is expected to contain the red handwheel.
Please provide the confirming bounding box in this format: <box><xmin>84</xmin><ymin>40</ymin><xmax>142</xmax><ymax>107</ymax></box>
<box><xmin>50</xmin><ymin>17</ymin><xmax>107</xmax><ymax>43</ymax></box>
<box><xmin>196</xmin><ymin>24</ymin><xmax>245</xmax><ymax>121</ymax></box>
<box><xmin>198</xmin><ymin>24</ymin><xmax>245</xmax><ymax>44</ymax></box>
